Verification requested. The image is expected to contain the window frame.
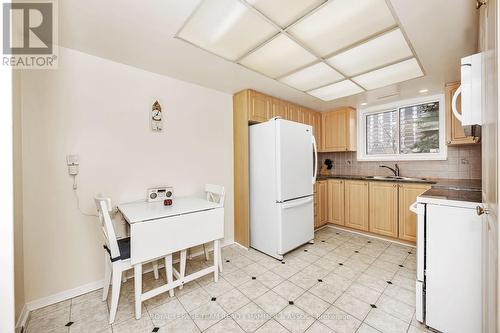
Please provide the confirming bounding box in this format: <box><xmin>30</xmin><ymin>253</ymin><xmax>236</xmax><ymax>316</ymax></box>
<box><xmin>357</xmin><ymin>94</ymin><xmax>447</xmax><ymax>161</ymax></box>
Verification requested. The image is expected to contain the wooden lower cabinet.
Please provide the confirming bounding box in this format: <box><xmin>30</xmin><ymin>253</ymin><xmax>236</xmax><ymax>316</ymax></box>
<box><xmin>398</xmin><ymin>183</ymin><xmax>431</xmax><ymax>242</ymax></box>
<box><xmin>369</xmin><ymin>182</ymin><xmax>399</xmax><ymax>237</ymax></box>
<box><xmin>344</xmin><ymin>180</ymin><xmax>369</xmax><ymax>231</ymax></box>
<box><xmin>315</xmin><ymin>180</ymin><xmax>328</xmax><ymax>228</ymax></box>
<box><xmin>327</xmin><ymin>179</ymin><xmax>344</xmax><ymax>225</ymax></box>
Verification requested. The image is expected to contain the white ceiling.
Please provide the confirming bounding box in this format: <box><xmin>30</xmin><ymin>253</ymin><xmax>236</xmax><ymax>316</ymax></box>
<box><xmin>59</xmin><ymin>0</ymin><xmax>478</xmax><ymax>111</ymax></box>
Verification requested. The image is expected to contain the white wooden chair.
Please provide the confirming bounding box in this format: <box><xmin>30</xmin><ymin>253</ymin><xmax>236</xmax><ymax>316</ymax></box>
<box><xmin>95</xmin><ymin>195</ymin><xmax>165</xmax><ymax>324</ymax></box>
<box><xmin>183</xmin><ymin>184</ymin><xmax>224</xmax><ymax>281</ymax></box>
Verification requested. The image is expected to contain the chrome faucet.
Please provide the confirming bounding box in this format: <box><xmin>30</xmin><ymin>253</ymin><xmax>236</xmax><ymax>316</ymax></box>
<box><xmin>379</xmin><ymin>164</ymin><xmax>400</xmax><ymax>177</ymax></box>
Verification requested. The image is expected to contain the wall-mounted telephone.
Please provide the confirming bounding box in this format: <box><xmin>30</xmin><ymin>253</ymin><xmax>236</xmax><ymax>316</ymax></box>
<box><xmin>67</xmin><ymin>154</ymin><xmax>79</xmax><ymax>176</ymax></box>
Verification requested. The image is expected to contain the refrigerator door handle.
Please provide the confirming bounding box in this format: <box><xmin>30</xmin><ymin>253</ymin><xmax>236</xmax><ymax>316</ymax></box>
<box><xmin>282</xmin><ymin>197</ymin><xmax>313</xmax><ymax>209</ymax></box>
<box><xmin>312</xmin><ymin>135</ymin><xmax>318</xmax><ymax>184</ymax></box>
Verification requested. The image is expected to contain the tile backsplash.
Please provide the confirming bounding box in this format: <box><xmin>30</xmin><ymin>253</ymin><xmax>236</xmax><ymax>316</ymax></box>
<box><xmin>319</xmin><ymin>145</ymin><xmax>481</xmax><ymax>180</ymax></box>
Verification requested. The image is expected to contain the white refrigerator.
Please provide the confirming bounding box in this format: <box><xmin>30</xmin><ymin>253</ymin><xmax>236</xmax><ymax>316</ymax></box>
<box><xmin>249</xmin><ymin>118</ymin><xmax>317</xmax><ymax>260</ymax></box>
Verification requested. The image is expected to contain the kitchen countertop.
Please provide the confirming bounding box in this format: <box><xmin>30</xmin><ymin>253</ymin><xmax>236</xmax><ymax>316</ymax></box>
<box><xmin>316</xmin><ymin>174</ymin><xmax>482</xmax><ymax>203</ymax></box>
<box><xmin>418</xmin><ymin>187</ymin><xmax>482</xmax><ymax>203</ymax></box>
<box><xmin>316</xmin><ymin>174</ymin><xmax>436</xmax><ymax>184</ymax></box>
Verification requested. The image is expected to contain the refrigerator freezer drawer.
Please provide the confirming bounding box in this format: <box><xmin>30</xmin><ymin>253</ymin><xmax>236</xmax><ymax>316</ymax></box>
<box><xmin>415</xmin><ymin>280</ymin><xmax>424</xmax><ymax>323</ymax></box>
<box><xmin>278</xmin><ymin>196</ymin><xmax>314</xmax><ymax>254</ymax></box>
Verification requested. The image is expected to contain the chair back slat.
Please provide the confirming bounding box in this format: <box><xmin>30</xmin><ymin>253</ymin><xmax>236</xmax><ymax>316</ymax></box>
<box><xmin>94</xmin><ymin>195</ymin><xmax>120</xmax><ymax>259</ymax></box>
<box><xmin>205</xmin><ymin>184</ymin><xmax>225</xmax><ymax>207</ymax></box>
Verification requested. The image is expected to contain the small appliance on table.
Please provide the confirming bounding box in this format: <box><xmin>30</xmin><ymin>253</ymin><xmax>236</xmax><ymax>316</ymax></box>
<box><xmin>249</xmin><ymin>118</ymin><xmax>317</xmax><ymax>260</ymax></box>
<box><xmin>411</xmin><ymin>187</ymin><xmax>483</xmax><ymax>333</ymax></box>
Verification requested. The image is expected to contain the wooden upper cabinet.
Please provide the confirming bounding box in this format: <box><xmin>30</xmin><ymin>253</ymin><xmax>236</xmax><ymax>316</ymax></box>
<box><xmin>344</xmin><ymin>180</ymin><xmax>369</xmax><ymax>231</ymax></box>
<box><xmin>271</xmin><ymin>98</ymin><xmax>288</xmax><ymax>119</ymax></box>
<box><xmin>445</xmin><ymin>82</ymin><xmax>480</xmax><ymax>145</ymax></box>
<box><xmin>369</xmin><ymin>182</ymin><xmax>398</xmax><ymax>238</ymax></box>
<box><xmin>249</xmin><ymin>90</ymin><xmax>270</xmax><ymax>123</ymax></box>
<box><xmin>322</xmin><ymin>107</ymin><xmax>357</xmax><ymax>152</ymax></box>
<box><xmin>327</xmin><ymin>179</ymin><xmax>345</xmax><ymax>226</ymax></box>
<box><xmin>288</xmin><ymin>103</ymin><xmax>302</xmax><ymax>122</ymax></box>
<box><xmin>301</xmin><ymin>108</ymin><xmax>313</xmax><ymax>125</ymax></box>
<box><xmin>399</xmin><ymin>183</ymin><xmax>431</xmax><ymax>242</ymax></box>
<box><xmin>316</xmin><ymin>180</ymin><xmax>328</xmax><ymax>228</ymax></box>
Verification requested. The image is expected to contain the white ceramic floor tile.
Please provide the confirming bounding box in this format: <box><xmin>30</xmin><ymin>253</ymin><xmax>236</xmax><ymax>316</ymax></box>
<box><xmin>157</xmin><ymin>317</ymin><xmax>200</xmax><ymax>332</ymax></box>
<box><xmin>271</xmin><ymin>263</ymin><xmax>301</xmax><ymax>279</ymax></box>
<box><xmin>189</xmin><ymin>300</ymin><xmax>227</xmax><ymax>331</ymax></box>
<box><xmin>322</xmin><ymin>272</ymin><xmax>353</xmax><ymax>291</ymax></box>
<box><xmin>231</xmin><ymin>255</ymin><xmax>255</xmax><ymax>268</ymax></box>
<box><xmin>304</xmin><ymin>320</ymin><xmax>334</xmax><ymax>332</ymax></box>
<box><xmin>257</xmin><ymin>270</ymin><xmax>285</xmax><ymax>289</ymax></box>
<box><xmin>272</xmin><ymin>281</ymin><xmax>305</xmax><ymax>302</ymax></box>
<box><xmin>356</xmin><ymin>323</ymin><xmax>382</xmax><ymax>333</ymax></box>
<box><xmin>216</xmin><ymin>288</ymin><xmax>251</xmax><ymax>314</ymax></box>
<box><xmin>364</xmin><ymin>308</ymin><xmax>410</xmax><ymax>333</ymax></box>
<box><xmin>232</xmin><ymin>302</ymin><xmax>270</xmax><ymax>332</ymax></box>
<box><xmin>345</xmin><ymin>283</ymin><xmax>381</xmax><ymax>304</ymax></box>
<box><xmin>289</xmin><ymin>271</ymin><xmax>320</xmax><ymax>290</ymax></box>
<box><xmin>254</xmin><ymin>291</ymin><xmax>289</xmax><ymax>316</ymax></box>
<box><xmin>148</xmin><ymin>298</ymin><xmax>187</xmax><ymax>327</ymax></box>
<box><xmin>319</xmin><ymin>305</ymin><xmax>361</xmax><ymax>333</ymax></box>
<box><xmin>26</xmin><ymin>307</ymin><xmax>70</xmax><ymax>333</ymax></box>
<box><xmin>294</xmin><ymin>291</ymin><xmax>330</xmax><ymax>319</ymax></box>
<box><xmin>203</xmin><ymin>278</ymin><xmax>235</xmax><ymax>297</ymax></box>
<box><xmin>356</xmin><ymin>273</ymin><xmax>389</xmax><ymax>293</ymax></box>
<box><xmin>112</xmin><ymin>315</ymin><xmax>154</xmax><ymax>333</ymax></box>
<box><xmin>178</xmin><ymin>287</ymin><xmax>211</xmax><ymax>312</ymax></box>
<box><xmin>241</xmin><ymin>262</ymin><xmax>268</xmax><ymax>277</ymax></box>
<box><xmin>205</xmin><ymin>317</ymin><xmax>244</xmax><ymax>333</ymax></box>
<box><xmin>275</xmin><ymin>305</ymin><xmax>315</xmax><ymax>333</ymax></box>
<box><xmin>334</xmin><ymin>293</ymin><xmax>371</xmax><ymax>321</ymax></box>
<box><xmin>255</xmin><ymin>319</ymin><xmax>290</xmax><ymax>333</ymax></box>
<box><xmin>238</xmin><ymin>280</ymin><xmax>270</xmax><ymax>300</ymax></box>
<box><xmin>225</xmin><ymin>269</ymin><xmax>253</xmax><ymax>287</ymax></box>
<box><xmin>383</xmin><ymin>284</ymin><xmax>415</xmax><ymax>306</ymax></box>
<box><xmin>308</xmin><ymin>282</ymin><xmax>343</xmax><ymax>303</ymax></box>
<box><xmin>376</xmin><ymin>295</ymin><xmax>415</xmax><ymax>323</ymax></box>
<box><xmin>30</xmin><ymin>300</ymin><xmax>71</xmax><ymax>320</ymax></box>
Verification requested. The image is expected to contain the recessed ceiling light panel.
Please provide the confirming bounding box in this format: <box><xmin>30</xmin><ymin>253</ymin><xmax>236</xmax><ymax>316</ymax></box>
<box><xmin>307</xmin><ymin>80</ymin><xmax>363</xmax><ymax>101</ymax></box>
<box><xmin>239</xmin><ymin>34</ymin><xmax>317</xmax><ymax>78</ymax></box>
<box><xmin>327</xmin><ymin>29</ymin><xmax>413</xmax><ymax>76</ymax></box>
<box><xmin>352</xmin><ymin>58</ymin><xmax>423</xmax><ymax>90</ymax></box>
<box><xmin>280</xmin><ymin>62</ymin><xmax>344</xmax><ymax>91</ymax></box>
<box><xmin>245</xmin><ymin>0</ymin><xmax>324</xmax><ymax>28</ymax></box>
<box><xmin>177</xmin><ymin>0</ymin><xmax>278</xmax><ymax>61</ymax></box>
<box><xmin>288</xmin><ymin>0</ymin><xmax>396</xmax><ymax>57</ymax></box>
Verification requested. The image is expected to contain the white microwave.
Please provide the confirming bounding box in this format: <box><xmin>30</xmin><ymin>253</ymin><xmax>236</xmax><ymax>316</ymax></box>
<box><xmin>452</xmin><ymin>52</ymin><xmax>483</xmax><ymax>126</ymax></box>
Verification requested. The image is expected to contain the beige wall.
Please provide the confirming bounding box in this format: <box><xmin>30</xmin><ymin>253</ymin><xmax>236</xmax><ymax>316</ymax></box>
<box><xmin>320</xmin><ymin>145</ymin><xmax>482</xmax><ymax>180</ymax></box>
<box><xmin>20</xmin><ymin>47</ymin><xmax>234</xmax><ymax>303</ymax></box>
<box><xmin>13</xmin><ymin>70</ymin><xmax>25</xmax><ymax>320</ymax></box>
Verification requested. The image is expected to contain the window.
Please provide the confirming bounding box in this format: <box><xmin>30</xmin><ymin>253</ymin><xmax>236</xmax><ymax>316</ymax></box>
<box><xmin>358</xmin><ymin>95</ymin><xmax>446</xmax><ymax>161</ymax></box>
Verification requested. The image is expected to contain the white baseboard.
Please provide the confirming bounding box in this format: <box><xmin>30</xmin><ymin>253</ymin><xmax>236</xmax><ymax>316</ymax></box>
<box><xmin>26</xmin><ymin>279</ymin><xmax>105</xmax><ymax>313</ymax></box>
<box><xmin>15</xmin><ymin>304</ymin><xmax>29</xmax><ymax>330</ymax></box>
<box><xmin>19</xmin><ymin>239</ymin><xmax>234</xmax><ymax>327</ymax></box>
